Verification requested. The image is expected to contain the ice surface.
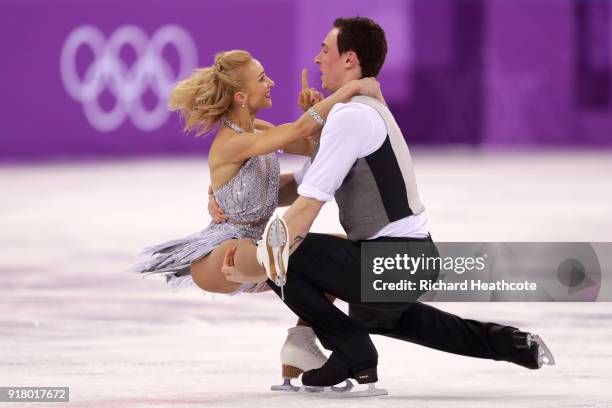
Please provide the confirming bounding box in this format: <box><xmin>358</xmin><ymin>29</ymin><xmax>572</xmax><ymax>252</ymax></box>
<box><xmin>1</xmin><ymin>150</ymin><xmax>611</xmax><ymax>407</ymax></box>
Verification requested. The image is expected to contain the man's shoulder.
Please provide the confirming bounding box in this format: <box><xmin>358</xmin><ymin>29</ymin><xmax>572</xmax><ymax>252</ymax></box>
<box><xmin>320</xmin><ymin>100</ymin><xmax>387</xmax><ymax>154</ymax></box>
<box><xmin>330</xmin><ymin>100</ymin><xmax>377</xmax><ymax>115</ymax></box>
<box><xmin>328</xmin><ymin>101</ymin><xmax>381</xmax><ymax>127</ymax></box>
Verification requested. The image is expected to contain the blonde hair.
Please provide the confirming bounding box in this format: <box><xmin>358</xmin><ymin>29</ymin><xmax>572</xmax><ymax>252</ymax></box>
<box><xmin>168</xmin><ymin>50</ymin><xmax>253</xmax><ymax>136</ymax></box>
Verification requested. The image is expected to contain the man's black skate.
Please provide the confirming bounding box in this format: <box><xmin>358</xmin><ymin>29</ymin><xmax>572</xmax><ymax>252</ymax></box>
<box><xmin>299</xmin><ymin>359</ymin><xmax>387</xmax><ymax>398</ymax></box>
<box><xmin>302</xmin><ymin>359</ymin><xmax>351</xmax><ymax>387</ymax></box>
<box><xmin>512</xmin><ymin>330</ymin><xmax>556</xmax><ymax>369</ymax></box>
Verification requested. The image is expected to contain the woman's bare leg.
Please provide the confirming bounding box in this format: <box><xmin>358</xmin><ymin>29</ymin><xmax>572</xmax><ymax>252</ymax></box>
<box><xmin>232</xmin><ymin>240</ymin><xmax>266</xmax><ymax>277</ymax></box>
<box><xmin>190</xmin><ymin>238</ymin><xmax>262</xmax><ymax>294</ymax></box>
<box><xmin>192</xmin><ymin>238</ymin><xmax>336</xmax><ymax>325</ymax></box>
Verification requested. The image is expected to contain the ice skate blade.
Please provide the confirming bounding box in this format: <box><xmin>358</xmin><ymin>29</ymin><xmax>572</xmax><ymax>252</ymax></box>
<box><xmin>271</xmin><ymin>379</ymin><xmax>352</xmax><ymax>393</ymax></box>
<box><xmin>331</xmin><ymin>380</ymin><xmax>353</xmax><ymax>392</ymax></box>
<box><xmin>298</xmin><ymin>383</ymin><xmax>387</xmax><ymax>398</ymax></box>
<box><xmin>533</xmin><ymin>335</ymin><xmax>556</xmax><ymax>366</ymax></box>
<box><xmin>271</xmin><ymin>378</ymin><xmax>300</xmax><ymax>392</ymax></box>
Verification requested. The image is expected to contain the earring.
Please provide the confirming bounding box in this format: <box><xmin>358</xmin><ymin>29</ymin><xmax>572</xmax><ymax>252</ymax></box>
<box><xmin>241</xmin><ymin>103</ymin><xmax>245</xmax><ymax>108</ymax></box>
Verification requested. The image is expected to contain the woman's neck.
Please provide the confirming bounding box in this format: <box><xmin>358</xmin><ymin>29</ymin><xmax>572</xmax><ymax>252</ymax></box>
<box><xmin>226</xmin><ymin>108</ymin><xmax>255</xmax><ymax>133</ymax></box>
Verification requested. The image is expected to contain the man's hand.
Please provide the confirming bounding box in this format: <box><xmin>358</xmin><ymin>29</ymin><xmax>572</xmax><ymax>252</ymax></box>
<box><xmin>208</xmin><ymin>185</ymin><xmax>228</xmax><ymax>224</ymax></box>
<box><xmin>298</xmin><ymin>68</ymin><xmax>324</xmax><ymax>112</ymax></box>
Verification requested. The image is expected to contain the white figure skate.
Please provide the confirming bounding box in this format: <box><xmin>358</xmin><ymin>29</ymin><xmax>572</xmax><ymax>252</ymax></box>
<box><xmin>271</xmin><ymin>326</ymin><xmax>352</xmax><ymax>392</ymax></box>
<box><xmin>256</xmin><ymin>215</ymin><xmax>289</xmax><ymax>300</ymax></box>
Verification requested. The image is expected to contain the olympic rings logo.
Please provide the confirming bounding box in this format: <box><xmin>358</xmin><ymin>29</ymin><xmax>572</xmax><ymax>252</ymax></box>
<box><xmin>60</xmin><ymin>25</ymin><xmax>198</xmax><ymax>132</ymax></box>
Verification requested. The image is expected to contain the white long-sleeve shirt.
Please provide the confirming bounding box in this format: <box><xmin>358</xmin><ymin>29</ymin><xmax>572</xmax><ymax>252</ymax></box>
<box><xmin>294</xmin><ymin>102</ymin><xmax>429</xmax><ymax>239</ymax></box>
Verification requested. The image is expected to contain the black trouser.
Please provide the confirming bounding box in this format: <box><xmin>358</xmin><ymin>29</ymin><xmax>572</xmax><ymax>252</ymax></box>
<box><xmin>267</xmin><ymin>233</ymin><xmax>521</xmax><ymax>371</ymax></box>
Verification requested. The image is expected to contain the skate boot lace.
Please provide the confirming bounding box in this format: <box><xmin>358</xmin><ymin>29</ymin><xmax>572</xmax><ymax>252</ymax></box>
<box><xmin>307</xmin><ymin>339</ymin><xmax>327</xmax><ymax>361</ymax></box>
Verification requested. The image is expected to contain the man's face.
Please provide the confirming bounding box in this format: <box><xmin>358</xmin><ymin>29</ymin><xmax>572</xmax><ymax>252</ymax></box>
<box><xmin>314</xmin><ymin>28</ymin><xmax>346</xmax><ymax>92</ymax></box>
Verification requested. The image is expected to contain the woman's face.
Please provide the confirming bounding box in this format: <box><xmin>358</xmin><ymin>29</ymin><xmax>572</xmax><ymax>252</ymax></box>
<box><xmin>240</xmin><ymin>59</ymin><xmax>275</xmax><ymax>112</ymax></box>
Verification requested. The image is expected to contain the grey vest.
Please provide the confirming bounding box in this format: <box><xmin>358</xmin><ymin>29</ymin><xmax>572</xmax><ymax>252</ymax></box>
<box><xmin>312</xmin><ymin>95</ymin><xmax>425</xmax><ymax>241</ymax></box>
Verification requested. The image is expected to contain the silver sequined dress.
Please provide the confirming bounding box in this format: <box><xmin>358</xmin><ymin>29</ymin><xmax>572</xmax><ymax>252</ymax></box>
<box><xmin>131</xmin><ymin>150</ymin><xmax>280</xmax><ymax>294</ymax></box>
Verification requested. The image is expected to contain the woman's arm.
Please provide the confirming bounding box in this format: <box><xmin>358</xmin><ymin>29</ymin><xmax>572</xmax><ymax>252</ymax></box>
<box><xmin>254</xmin><ymin>118</ymin><xmax>275</xmax><ymax>131</ymax></box>
<box><xmin>280</xmin><ymin>138</ymin><xmax>315</xmax><ymax>156</ymax></box>
<box><xmin>255</xmin><ymin>119</ymin><xmax>314</xmax><ymax>156</ymax></box>
<box><xmin>217</xmin><ymin>78</ymin><xmax>380</xmax><ymax>163</ymax></box>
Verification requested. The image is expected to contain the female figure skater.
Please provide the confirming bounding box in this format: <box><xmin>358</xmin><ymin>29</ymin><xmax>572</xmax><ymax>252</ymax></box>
<box><xmin>131</xmin><ymin>50</ymin><xmax>381</xmax><ymax>388</ymax></box>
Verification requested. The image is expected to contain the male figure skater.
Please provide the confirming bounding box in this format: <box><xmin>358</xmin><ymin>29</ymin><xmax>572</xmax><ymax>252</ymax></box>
<box><xmin>229</xmin><ymin>16</ymin><xmax>554</xmax><ymax>396</ymax></box>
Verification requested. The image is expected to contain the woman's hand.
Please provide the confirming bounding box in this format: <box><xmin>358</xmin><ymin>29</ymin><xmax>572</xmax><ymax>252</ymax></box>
<box><xmin>208</xmin><ymin>185</ymin><xmax>228</xmax><ymax>224</ymax></box>
<box><xmin>350</xmin><ymin>77</ymin><xmax>385</xmax><ymax>104</ymax></box>
<box><xmin>298</xmin><ymin>68</ymin><xmax>324</xmax><ymax>112</ymax></box>
<box><xmin>221</xmin><ymin>246</ymin><xmax>240</xmax><ymax>282</ymax></box>
<box><xmin>221</xmin><ymin>246</ymin><xmax>266</xmax><ymax>283</ymax></box>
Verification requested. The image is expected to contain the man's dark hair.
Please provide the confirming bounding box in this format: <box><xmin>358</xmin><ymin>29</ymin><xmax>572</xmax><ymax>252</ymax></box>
<box><xmin>333</xmin><ymin>17</ymin><xmax>387</xmax><ymax>77</ymax></box>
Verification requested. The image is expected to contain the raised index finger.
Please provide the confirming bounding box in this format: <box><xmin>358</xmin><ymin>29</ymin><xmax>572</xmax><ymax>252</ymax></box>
<box><xmin>301</xmin><ymin>68</ymin><xmax>309</xmax><ymax>90</ymax></box>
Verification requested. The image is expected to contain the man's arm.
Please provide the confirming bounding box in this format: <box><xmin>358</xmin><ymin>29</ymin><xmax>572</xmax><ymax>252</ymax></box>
<box><xmin>281</xmin><ymin>103</ymin><xmax>375</xmax><ymax>251</ymax></box>
<box><xmin>283</xmin><ymin>196</ymin><xmax>325</xmax><ymax>254</ymax></box>
<box><xmin>278</xmin><ymin>174</ymin><xmax>299</xmax><ymax>206</ymax></box>
<box><xmin>230</xmin><ymin>103</ymin><xmax>374</xmax><ymax>276</ymax></box>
